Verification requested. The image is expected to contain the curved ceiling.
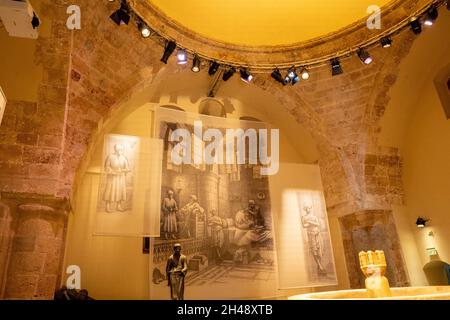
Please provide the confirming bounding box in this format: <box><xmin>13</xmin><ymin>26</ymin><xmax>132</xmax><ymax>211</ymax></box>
<box><xmin>150</xmin><ymin>0</ymin><xmax>392</xmax><ymax>46</ymax></box>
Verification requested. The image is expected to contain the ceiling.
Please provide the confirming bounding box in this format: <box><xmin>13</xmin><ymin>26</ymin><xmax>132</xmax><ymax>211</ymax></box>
<box><xmin>150</xmin><ymin>0</ymin><xmax>392</xmax><ymax>46</ymax></box>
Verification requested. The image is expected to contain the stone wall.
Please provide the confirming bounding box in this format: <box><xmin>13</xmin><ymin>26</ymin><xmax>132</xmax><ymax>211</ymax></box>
<box><xmin>339</xmin><ymin>210</ymin><xmax>410</xmax><ymax>289</ymax></box>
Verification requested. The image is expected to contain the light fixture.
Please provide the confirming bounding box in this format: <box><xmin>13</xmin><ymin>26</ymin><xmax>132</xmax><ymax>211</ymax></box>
<box><xmin>283</xmin><ymin>73</ymin><xmax>291</xmax><ymax>85</ymax></box>
<box><xmin>208</xmin><ymin>62</ymin><xmax>220</xmax><ymax>76</ymax></box>
<box><xmin>177</xmin><ymin>49</ymin><xmax>188</xmax><ymax>65</ymax></box>
<box><xmin>160</xmin><ymin>41</ymin><xmax>177</xmax><ymax>64</ymax></box>
<box><xmin>271</xmin><ymin>69</ymin><xmax>286</xmax><ymax>86</ymax></box>
<box><xmin>380</xmin><ymin>36</ymin><xmax>392</xmax><ymax>48</ymax></box>
<box><xmin>287</xmin><ymin>66</ymin><xmax>296</xmax><ymax>79</ymax></box>
<box><xmin>357</xmin><ymin>48</ymin><xmax>373</xmax><ymax>65</ymax></box>
<box><xmin>138</xmin><ymin>21</ymin><xmax>151</xmax><ymax>38</ymax></box>
<box><xmin>31</xmin><ymin>12</ymin><xmax>40</xmax><ymax>29</ymax></box>
<box><xmin>410</xmin><ymin>17</ymin><xmax>422</xmax><ymax>35</ymax></box>
<box><xmin>240</xmin><ymin>69</ymin><xmax>253</xmax><ymax>83</ymax></box>
<box><xmin>291</xmin><ymin>73</ymin><xmax>300</xmax><ymax>85</ymax></box>
<box><xmin>110</xmin><ymin>2</ymin><xmax>130</xmax><ymax>26</ymax></box>
<box><xmin>424</xmin><ymin>7</ymin><xmax>438</xmax><ymax>26</ymax></box>
<box><xmin>286</xmin><ymin>67</ymin><xmax>299</xmax><ymax>85</ymax></box>
<box><xmin>300</xmin><ymin>67</ymin><xmax>310</xmax><ymax>80</ymax></box>
<box><xmin>191</xmin><ymin>55</ymin><xmax>201</xmax><ymax>72</ymax></box>
<box><xmin>416</xmin><ymin>217</ymin><xmax>429</xmax><ymax>228</ymax></box>
<box><xmin>222</xmin><ymin>68</ymin><xmax>236</xmax><ymax>81</ymax></box>
<box><xmin>330</xmin><ymin>58</ymin><xmax>343</xmax><ymax>76</ymax></box>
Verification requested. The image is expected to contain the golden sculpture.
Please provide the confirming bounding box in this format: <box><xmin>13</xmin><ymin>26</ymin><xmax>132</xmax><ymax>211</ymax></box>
<box><xmin>359</xmin><ymin>250</ymin><xmax>392</xmax><ymax>298</ymax></box>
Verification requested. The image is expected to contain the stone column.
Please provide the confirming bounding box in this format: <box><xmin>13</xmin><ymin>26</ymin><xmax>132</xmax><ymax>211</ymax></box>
<box><xmin>4</xmin><ymin>203</ymin><xmax>67</xmax><ymax>299</ymax></box>
<box><xmin>0</xmin><ymin>201</ymin><xmax>14</xmax><ymax>298</ymax></box>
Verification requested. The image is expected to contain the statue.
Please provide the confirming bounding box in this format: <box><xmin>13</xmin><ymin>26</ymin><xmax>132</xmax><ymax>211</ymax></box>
<box><xmin>103</xmin><ymin>143</ymin><xmax>131</xmax><ymax>212</ymax></box>
<box><xmin>301</xmin><ymin>205</ymin><xmax>327</xmax><ymax>275</ymax></box>
<box><xmin>359</xmin><ymin>250</ymin><xmax>392</xmax><ymax>298</ymax></box>
<box><xmin>166</xmin><ymin>243</ymin><xmax>188</xmax><ymax>300</ymax></box>
<box><xmin>161</xmin><ymin>190</ymin><xmax>178</xmax><ymax>240</ymax></box>
<box><xmin>179</xmin><ymin>195</ymin><xmax>205</xmax><ymax>238</ymax></box>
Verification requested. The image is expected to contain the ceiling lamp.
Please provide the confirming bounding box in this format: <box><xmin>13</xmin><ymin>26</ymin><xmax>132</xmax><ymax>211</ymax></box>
<box><xmin>110</xmin><ymin>2</ymin><xmax>130</xmax><ymax>26</ymax></box>
<box><xmin>330</xmin><ymin>58</ymin><xmax>343</xmax><ymax>76</ymax></box>
<box><xmin>410</xmin><ymin>17</ymin><xmax>422</xmax><ymax>35</ymax></box>
<box><xmin>208</xmin><ymin>62</ymin><xmax>220</xmax><ymax>76</ymax></box>
<box><xmin>240</xmin><ymin>69</ymin><xmax>253</xmax><ymax>83</ymax></box>
<box><xmin>138</xmin><ymin>21</ymin><xmax>151</xmax><ymax>38</ymax></box>
<box><xmin>300</xmin><ymin>67</ymin><xmax>310</xmax><ymax>80</ymax></box>
<box><xmin>191</xmin><ymin>55</ymin><xmax>201</xmax><ymax>72</ymax></box>
<box><xmin>416</xmin><ymin>217</ymin><xmax>429</xmax><ymax>228</ymax></box>
<box><xmin>222</xmin><ymin>68</ymin><xmax>236</xmax><ymax>81</ymax></box>
<box><xmin>357</xmin><ymin>48</ymin><xmax>373</xmax><ymax>65</ymax></box>
<box><xmin>271</xmin><ymin>69</ymin><xmax>286</xmax><ymax>86</ymax></box>
<box><xmin>160</xmin><ymin>41</ymin><xmax>177</xmax><ymax>64</ymax></box>
<box><xmin>423</xmin><ymin>7</ymin><xmax>438</xmax><ymax>26</ymax></box>
<box><xmin>287</xmin><ymin>67</ymin><xmax>295</xmax><ymax>79</ymax></box>
<box><xmin>291</xmin><ymin>72</ymin><xmax>300</xmax><ymax>85</ymax></box>
<box><xmin>380</xmin><ymin>36</ymin><xmax>392</xmax><ymax>48</ymax></box>
<box><xmin>177</xmin><ymin>49</ymin><xmax>188</xmax><ymax>65</ymax></box>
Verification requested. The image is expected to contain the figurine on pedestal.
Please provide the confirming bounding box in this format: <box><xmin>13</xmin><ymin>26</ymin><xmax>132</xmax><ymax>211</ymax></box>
<box><xmin>166</xmin><ymin>243</ymin><xmax>188</xmax><ymax>300</ymax></box>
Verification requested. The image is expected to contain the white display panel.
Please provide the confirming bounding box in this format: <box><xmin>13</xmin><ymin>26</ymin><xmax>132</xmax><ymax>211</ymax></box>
<box><xmin>94</xmin><ymin>134</ymin><xmax>163</xmax><ymax>237</ymax></box>
<box><xmin>269</xmin><ymin>163</ymin><xmax>338</xmax><ymax>289</ymax></box>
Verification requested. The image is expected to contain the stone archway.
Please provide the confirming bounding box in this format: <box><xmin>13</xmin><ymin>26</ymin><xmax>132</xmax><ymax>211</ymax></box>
<box><xmin>0</xmin><ymin>0</ymin><xmax>428</xmax><ymax>297</ymax></box>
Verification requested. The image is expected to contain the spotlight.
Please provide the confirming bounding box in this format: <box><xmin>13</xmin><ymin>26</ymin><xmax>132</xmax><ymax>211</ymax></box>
<box><xmin>357</xmin><ymin>49</ymin><xmax>373</xmax><ymax>65</ymax></box>
<box><xmin>410</xmin><ymin>17</ymin><xmax>422</xmax><ymax>35</ymax></box>
<box><xmin>291</xmin><ymin>73</ymin><xmax>300</xmax><ymax>85</ymax></box>
<box><xmin>416</xmin><ymin>217</ymin><xmax>429</xmax><ymax>228</ymax></box>
<box><xmin>160</xmin><ymin>41</ymin><xmax>177</xmax><ymax>64</ymax></box>
<box><xmin>240</xmin><ymin>69</ymin><xmax>253</xmax><ymax>83</ymax></box>
<box><xmin>191</xmin><ymin>55</ymin><xmax>201</xmax><ymax>72</ymax></box>
<box><xmin>31</xmin><ymin>12</ymin><xmax>40</xmax><ymax>29</ymax></box>
<box><xmin>208</xmin><ymin>62</ymin><xmax>220</xmax><ymax>76</ymax></box>
<box><xmin>424</xmin><ymin>7</ymin><xmax>438</xmax><ymax>26</ymax></box>
<box><xmin>222</xmin><ymin>68</ymin><xmax>236</xmax><ymax>81</ymax></box>
<box><xmin>380</xmin><ymin>36</ymin><xmax>392</xmax><ymax>48</ymax></box>
<box><xmin>330</xmin><ymin>58</ymin><xmax>343</xmax><ymax>76</ymax></box>
<box><xmin>283</xmin><ymin>73</ymin><xmax>291</xmax><ymax>85</ymax></box>
<box><xmin>286</xmin><ymin>67</ymin><xmax>299</xmax><ymax>85</ymax></box>
<box><xmin>300</xmin><ymin>67</ymin><xmax>310</xmax><ymax>80</ymax></box>
<box><xmin>286</xmin><ymin>66</ymin><xmax>296</xmax><ymax>79</ymax></box>
<box><xmin>177</xmin><ymin>49</ymin><xmax>188</xmax><ymax>65</ymax></box>
<box><xmin>271</xmin><ymin>69</ymin><xmax>286</xmax><ymax>86</ymax></box>
<box><xmin>110</xmin><ymin>2</ymin><xmax>130</xmax><ymax>26</ymax></box>
<box><xmin>138</xmin><ymin>21</ymin><xmax>151</xmax><ymax>38</ymax></box>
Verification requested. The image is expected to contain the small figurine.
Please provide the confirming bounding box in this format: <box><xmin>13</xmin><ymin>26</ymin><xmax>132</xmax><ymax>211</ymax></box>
<box><xmin>166</xmin><ymin>243</ymin><xmax>188</xmax><ymax>300</ymax></box>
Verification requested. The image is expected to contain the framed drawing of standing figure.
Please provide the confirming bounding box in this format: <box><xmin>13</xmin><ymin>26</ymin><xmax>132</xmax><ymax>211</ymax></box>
<box><xmin>97</xmin><ymin>134</ymin><xmax>139</xmax><ymax>213</ymax></box>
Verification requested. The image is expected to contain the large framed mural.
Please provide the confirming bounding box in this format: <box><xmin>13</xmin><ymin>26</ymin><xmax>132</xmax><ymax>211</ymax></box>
<box><xmin>149</xmin><ymin>108</ymin><xmax>278</xmax><ymax>299</ymax></box>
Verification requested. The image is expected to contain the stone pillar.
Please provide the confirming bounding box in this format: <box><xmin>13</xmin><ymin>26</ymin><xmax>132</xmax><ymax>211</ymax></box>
<box><xmin>0</xmin><ymin>201</ymin><xmax>14</xmax><ymax>298</ymax></box>
<box><xmin>3</xmin><ymin>203</ymin><xmax>66</xmax><ymax>299</ymax></box>
<box><xmin>339</xmin><ymin>210</ymin><xmax>410</xmax><ymax>289</ymax></box>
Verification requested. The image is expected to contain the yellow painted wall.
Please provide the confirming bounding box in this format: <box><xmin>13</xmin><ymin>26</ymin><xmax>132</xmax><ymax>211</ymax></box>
<box><xmin>381</xmin><ymin>10</ymin><xmax>450</xmax><ymax>286</ymax></box>
<box><xmin>0</xmin><ymin>0</ymin><xmax>51</xmax><ymax>102</ymax></box>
